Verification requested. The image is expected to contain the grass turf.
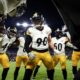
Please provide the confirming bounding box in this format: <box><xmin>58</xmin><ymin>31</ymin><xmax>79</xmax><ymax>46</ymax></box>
<box><xmin>0</xmin><ymin>60</ymin><xmax>80</xmax><ymax>80</ymax></box>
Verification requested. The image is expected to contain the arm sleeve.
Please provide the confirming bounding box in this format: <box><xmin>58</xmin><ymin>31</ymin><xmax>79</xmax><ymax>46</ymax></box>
<box><xmin>24</xmin><ymin>35</ymin><xmax>32</xmax><ymax>53</ymax></box>
<box><xmin>65</xmin><ymin>42</ymin><xmax>77</xmax><ymax>49</ymax></box>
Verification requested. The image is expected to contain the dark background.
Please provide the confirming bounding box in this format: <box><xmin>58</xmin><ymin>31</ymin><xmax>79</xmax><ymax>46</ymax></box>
<box><xmin>6</xmin><ymin>0</ymin><xmax>80</xmax><ymax>41</ymax></box>
<box><xmin>26</xmin><ymin>0</ymin><xmax>64</xmax><ymax>27</ymax></box>
<box><xmin>6</xmin><ymin>0</ymin><xmax>64</xmax><ymax>32</ymax></box>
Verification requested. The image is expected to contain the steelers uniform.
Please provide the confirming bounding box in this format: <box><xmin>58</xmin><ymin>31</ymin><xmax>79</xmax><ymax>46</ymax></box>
<box><xmin>37</xmin><ymin>60</ymin><xmax>42</xmax><ymax>66</ymax></box>
<box><xmin>0</xmin><ymin>33</ymin><xmax>16</xmax><ymax>80</ymax></box>
<box><xmin>0</xmin><ymin>34</ymin><xmax>16</xmax><ymax>68</ymax></box>
<box><xmin>52</xmin><ymin>36</ymin><xmax>68</xmax><ymax>69</ymax></box>
<box><xmin>32</xmin><ymin>60</ymin><xmax>42</xmax><ymax>79</ymax></box>
<box><xmin>23</xmin><ymin>25</ymin><xmax>54</xmax><ymax>80</ymax></box>
<box><xmin>16</xmin><ymin>36</ymin><xmax>28</xmax><ymax>67</ymax></box>
<box><xmin>0</xmin><ymin>34</ymin><xmax>9</xmax><ymax>69</ymax></box>
<box><xmin>52</xmin><ymin>36</ymin><xmax>68</xmax><ymax>80</ymax></box>
<box><xmin>14</xmin><ymin>36</ymin><xmax>29</xmax><ymax>80</ymax></box>
<box><xmin>72</xmin><ymin>51</ymin><xmax>80</xmax><ymax>66</ymax></box>
<box><xmin>72</xmin><ymin>43</ymin><xmax>80</xmax><ymax>67</ymax></box>
<box><xmin>26</xmin><ymin>25</ymin><xmax>54</xmax><ymax>70</ymax></box>
<box><xmin>71</xmin><ymin>45</ymin><xmax>80</xmax><ymax>77</ymax></box>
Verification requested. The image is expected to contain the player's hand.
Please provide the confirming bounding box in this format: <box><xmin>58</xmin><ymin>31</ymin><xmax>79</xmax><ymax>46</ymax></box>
<box><xmin>28</xmin><ymin>52</ymin><xmax>35</xmax><ymax>60</ymax></box>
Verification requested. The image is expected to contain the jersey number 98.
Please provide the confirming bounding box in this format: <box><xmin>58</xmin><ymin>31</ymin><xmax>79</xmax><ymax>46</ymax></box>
<box><xmin>36</xmin><ymin>37</ymin><xmax>48</xmax><ymax>46</ymax></box>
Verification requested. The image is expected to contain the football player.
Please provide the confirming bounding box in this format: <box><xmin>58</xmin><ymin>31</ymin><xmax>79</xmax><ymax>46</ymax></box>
<box><xmin>0</xmin><ymin>0</ymin><xmax>26</xmax><ymax>79</ymax></box>
<box><xmin>14</xmin><ymin>33</ymin><xmax>29</xmax><ymax>80</ymax></box>
<box><xmin>23</xmin><ymin>12</ymin><xmax>54</xmax><ymax>80</ymax></box>
<box><xmin>62</xmin><ymin>25</ymin><xmax>80</xmax><ymax>79</ymax></box>
<box><xmin>0</xmin><ymin>25</ymin><xmax>16</xmax><ymax>80</ymax></box>
<box><xmin>50</xmin><ymin>28</ymin><xmax>77</xmax><ymax>80</ymax></box>
<box><xmin>71</xmin><ymin>44</ymin><xmax>80</xmax><ymax>79</ymax></box>
<box><xmin>61</xmin><ymin>25</ymin><xmax>73</xmax><ymax>58</ymax></box>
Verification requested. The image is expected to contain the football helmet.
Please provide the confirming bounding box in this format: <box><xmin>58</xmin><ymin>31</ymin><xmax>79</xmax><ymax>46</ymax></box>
<box><xmin>7</xmin><ymin>27</ymin><xmax>17</xmax><ymax>38</ymax></box>
<box><xmin>55</xmin><ymin>28</ymin><xmax>63</xmax><ymax>38</ymax></box>
<box><xmin>30</xmin><ymin>12</ymin><xmax>44</xmax><ymax>28</ymax></box>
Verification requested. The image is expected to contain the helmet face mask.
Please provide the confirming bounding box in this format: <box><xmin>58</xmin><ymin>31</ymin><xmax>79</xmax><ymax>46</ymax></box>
<box><xmin>32</xmin><ymin>19</ymin><xmax>42</xmax><ymax>27</ymax></box>
<box><xmin>9</xmin><ymin>31</ymin><xmax>16</xmax><ymax>38</ymax></box>
<box><xmin>31</xmin><ymin>12</ymin><xmax>44</xmax><ymax>28</ymax></box>
<box><xmin>7</xmin><ymin>27</ymin><xmax>17</xmax><ymax>38</ymax></box>
<box><xmin>55</xmin><ymin>28</ymin><xmax>63</xmax><ymax>38</ymax></box>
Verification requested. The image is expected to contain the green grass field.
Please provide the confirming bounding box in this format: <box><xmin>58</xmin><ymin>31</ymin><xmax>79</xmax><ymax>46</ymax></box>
<box><xmin>0</xmin><ymin>60</ymin><xmax>80</xmax><ymax>80</ymax></box>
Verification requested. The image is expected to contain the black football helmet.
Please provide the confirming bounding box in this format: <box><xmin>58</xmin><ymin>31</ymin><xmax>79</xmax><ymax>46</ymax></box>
<box><xmin>55</xmin><ymin>28</ymin><xmax>63</xmax><ymax>38</ymax></box>
<box><xmin>30</xmin><ymin>12</ymin><xmax>44</xmax><ymax>28</ymax></box>
<box><xmin>7</xmin><ymin>27</ymin><xmax>17</xmax><ymax>38</ymax></box>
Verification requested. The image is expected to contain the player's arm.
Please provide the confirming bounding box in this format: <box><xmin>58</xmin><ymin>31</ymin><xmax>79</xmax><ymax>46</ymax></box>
<box><xmin>24</xmin><ymin>34</ymin><xmax>32</xmax><ymax>53</ymax></box>
<box><xmin>24</xmin><ymin>27</ymin><xmax>33</xmax><ymax>53</ymax></box>
<box><xmin>65</xmin><ymin>37</ymin><xmax>77</xmax><ymax>49</ymax></box>
<box><xmin>48</xmin><ymin>34</ymin><xmax>53</xmax><ymax>49</ymax></box>
<box><xmin>66</xmin><ymin>42</ymin><xmax>77</xmax><ymax>49</ymax></box>
<box><xmin>2</xmin><ymin>34</ymin><xmax>12</xmax><ymax>51</ymax></box>
<box><xmin>48</xmin><ymin>34</ymin><xmax>54</xmax><ymax>55</ymax></box>
<box><xmin>18</xmin><ymin>36</ymin><xmax>25</xmax><ymax>48</ymax></box>
<box><xmin>25</xmin><ymin>34</ymin><xmax>35</xmax><ymax>60</ymax></box>
<box><xmin>66</xmin><ymin>31</ymin><xmax>71</xmax><ymax>42</ymax></box>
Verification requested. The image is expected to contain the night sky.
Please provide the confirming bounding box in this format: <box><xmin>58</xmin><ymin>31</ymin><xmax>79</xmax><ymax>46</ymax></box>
<box><xmin>6</xmin><ymin>0</ymin><xmax>64</xmax><ymax>31</ymax></box>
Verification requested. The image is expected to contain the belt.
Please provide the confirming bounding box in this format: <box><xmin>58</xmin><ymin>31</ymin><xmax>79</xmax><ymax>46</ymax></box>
<box><xmin>32</xmin><ymin>48</ymin><xmax>48</xmax><ymax>52</ymax></box>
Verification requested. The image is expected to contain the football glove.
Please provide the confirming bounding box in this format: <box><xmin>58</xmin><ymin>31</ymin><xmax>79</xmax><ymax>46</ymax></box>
<box><xmin>28</xmin><ymin>52</ymin><xmax>35</xmax><ymax>60</ymax></box>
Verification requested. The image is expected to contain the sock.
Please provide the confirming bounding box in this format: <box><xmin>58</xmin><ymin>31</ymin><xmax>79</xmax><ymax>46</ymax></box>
<box><xmin>62</xmin><ymin>69</ymin><xmax>67</xmax><ymax>80</ymax></box>
<box><xmin>72</xmin><ymin>66</ymin><xmax>77</xmax><ymax>77</ymax></box>
<box><xmin>74</xmin><ymin>68</ymin><xmax>80</xmax><ymax>80</ymax></box>
<box><xmin>2</xmin><ymin>68</ymin><xmax>9</xmax><ymax>80</ymax></box>
<box><xmin>14</xmin><ymin>67</ymin><xmax>20</xmax><ymax>80</ymax></box>
<box><xmin>33</xmin><ymin>65</ymin><xmax>40</xmax><ymax>78</ymax></box>
<box><xmin>47</xmin><ymin>69</ymin><xmax>54</xmax><ymax>80</ymax></box>
<box><xmin>23</xmin><ymin>69</ymin><xmax>33</xmax><ymax>80</ymax></box>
